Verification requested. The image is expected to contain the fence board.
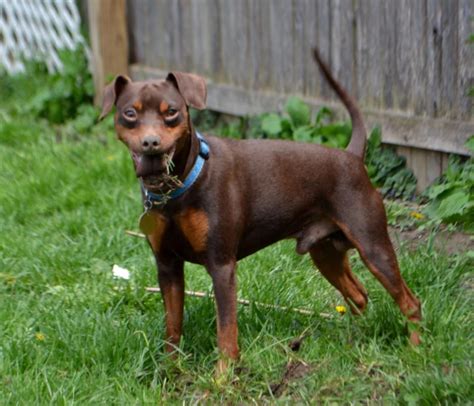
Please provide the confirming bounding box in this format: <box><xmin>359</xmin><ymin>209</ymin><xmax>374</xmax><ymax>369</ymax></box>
<box><xmin>302</xmin><ymin>0</ymin><xmax>318</xmax><ymax>97</ymax></box>
<box><xmin>315</xmin><ymin>0</ymin><xmax>332</xmax><ymax>99</ymax></box>
<box><xmin>293</xmin><ymin>0</ymin><xmax>305</xmax><ymax>95</ymax></box>
<box><xmin>458</xmin><ymin>0</ymin><xmax>474</xmax><ymax>120</ymax></box>
<box><xmin>331</xmin><ymin>0</ymin><xmax>355</xmax><ymax>97</ymax></box>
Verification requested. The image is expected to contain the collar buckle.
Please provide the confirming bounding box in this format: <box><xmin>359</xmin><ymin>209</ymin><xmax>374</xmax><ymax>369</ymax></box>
<box><xmin>144</xmin><ymin>198</ymin><xmax>153</xmax><ymax>211</ymax></box>
<box><xmin>197</xmin><ymin>133</ymin><xmax>210</xmax><ymax>159</ymax></box>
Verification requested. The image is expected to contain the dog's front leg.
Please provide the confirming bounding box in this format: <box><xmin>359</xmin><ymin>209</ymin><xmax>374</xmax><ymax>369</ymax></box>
<box><xmin>156</xmin><ymin>254</ymin><xmax>185</xmax><ymax>354</ymax></box>
<box><xmin>207</xmin><ymin>260</ymin><xmax>239</xmax><ymax>375</ymax></box>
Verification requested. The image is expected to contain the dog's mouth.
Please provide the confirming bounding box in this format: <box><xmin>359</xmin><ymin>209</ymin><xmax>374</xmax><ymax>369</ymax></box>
<box><xmin>131</xmin><ymin>148</ymin><xmax>178</xmax><ymax>191</ymax></box>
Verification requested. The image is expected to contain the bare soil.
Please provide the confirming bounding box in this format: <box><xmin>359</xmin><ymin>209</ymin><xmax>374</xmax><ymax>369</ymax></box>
<box><xmin>389</xmin><ymin>226</ymin><xmax>473</xmax><ymax>256</ymax></box>
<box><xmin>270</xmin><ymin>360</ymin><xmax>313</xmax><ymax>397</ymax></box>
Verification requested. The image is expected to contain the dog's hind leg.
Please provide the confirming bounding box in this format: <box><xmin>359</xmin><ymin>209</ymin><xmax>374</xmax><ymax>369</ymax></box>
<box><xmin>310</xmin><ymin>237</ymin><xmax>368</xmax><ymax>314</ymax></box>
<box><xmin>334</xmin><ymin>189</ymin><xmax>422</xmax><ymax>344</ymax></box>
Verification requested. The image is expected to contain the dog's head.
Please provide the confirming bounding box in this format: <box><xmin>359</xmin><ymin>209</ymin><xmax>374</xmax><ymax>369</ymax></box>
<box><xmin>100</xmin><ymin>72</ymin><xmax>207</xmax><ymax>189</ymax></box>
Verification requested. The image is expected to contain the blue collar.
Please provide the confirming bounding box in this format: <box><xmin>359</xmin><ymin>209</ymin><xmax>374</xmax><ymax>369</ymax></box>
<box><xmin>141</xmin><ymin>132</ymin><xmax>209</xmax><ymax>208</ymax></box>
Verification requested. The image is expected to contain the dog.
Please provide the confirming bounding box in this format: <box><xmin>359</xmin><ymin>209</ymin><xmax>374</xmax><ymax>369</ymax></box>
<box><xmin>100</xmin><ymin>48</ymin><xmax>422</xmax><ymax>374</ymax></box>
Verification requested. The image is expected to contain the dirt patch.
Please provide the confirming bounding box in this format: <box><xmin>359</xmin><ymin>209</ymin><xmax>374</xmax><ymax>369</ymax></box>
<box><xmin>389</xmin><ymin>226</ymin><xmax>473</xmax><ymax>255</ymax></box>
<box><xmin>270</xmin><ymin>360</ymin><xmax>313</xmax><ymax>397</ymax></box>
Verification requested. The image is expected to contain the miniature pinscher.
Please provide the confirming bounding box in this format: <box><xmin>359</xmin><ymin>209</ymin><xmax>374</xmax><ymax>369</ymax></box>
<box><xmin>100</xmin><ymin>48</ymin><xmax>421</xmax><ymax>374</ymax></box>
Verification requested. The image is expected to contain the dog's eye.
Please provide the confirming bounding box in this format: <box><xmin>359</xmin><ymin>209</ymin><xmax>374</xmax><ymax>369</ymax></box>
<box><xmin>123</xmin><ymin>108</ymin><xmax>137</xmax><ymax>121</ymax></box>
<box><xmin>164</xmin><ymin>108</ymin><xmax>179</xmax><ymax>121</ymax></box>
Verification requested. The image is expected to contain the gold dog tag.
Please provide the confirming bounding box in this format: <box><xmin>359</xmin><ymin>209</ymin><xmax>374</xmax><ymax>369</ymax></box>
<box><xmin>139</xmin><ymin>211</ymin><xmax>156</xmax><ymax>235</ymax></box>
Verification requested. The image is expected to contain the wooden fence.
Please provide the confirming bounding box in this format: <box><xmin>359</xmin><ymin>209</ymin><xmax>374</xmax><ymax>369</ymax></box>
<box><xmin>87</xmin><ymin>0</ymin><xmax>474</xmax><ymax>190</ymax></box>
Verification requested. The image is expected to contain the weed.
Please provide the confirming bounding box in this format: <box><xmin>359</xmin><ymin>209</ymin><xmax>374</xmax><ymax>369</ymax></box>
<box><xmin>0</xmin><ymin>46</ymin><xmax>95</xmax><ymax>126</ymax></box>
<box><xmin>365</xmin><ymin>127</ymin><xmax>417</xmax><ymax>200</ymax></box>
<box><xmin>423</xmin><ymin>138</ymin><xmax>474</xmax><ymax>232</ymax></box>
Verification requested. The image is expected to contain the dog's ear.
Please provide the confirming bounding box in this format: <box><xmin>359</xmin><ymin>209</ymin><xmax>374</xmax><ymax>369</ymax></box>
<box><xmin>166</xmin><ymin>72</ymin><xmax>207</xmax><ymax>110</ymax></box>
<box><xmin>99</xmin><ymin>75</ymin><xmax>131</xmax><ymax>120</ymax></box>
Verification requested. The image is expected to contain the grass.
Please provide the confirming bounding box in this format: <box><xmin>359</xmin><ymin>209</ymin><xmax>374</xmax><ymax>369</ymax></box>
<box><xmin>0</xmin><ymin>116</ymin><xmax>473</xmax><ymax>404</ymax></box>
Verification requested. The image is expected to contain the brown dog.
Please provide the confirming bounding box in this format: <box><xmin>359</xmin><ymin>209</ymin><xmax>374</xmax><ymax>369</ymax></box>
<box><xmin>100</xmin><ymin>49</ymin><xmax>421</xmax><ymax>373</ymax></box>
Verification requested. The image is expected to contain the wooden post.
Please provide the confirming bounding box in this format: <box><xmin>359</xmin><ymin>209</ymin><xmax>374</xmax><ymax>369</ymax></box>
<box><xmin>87</xmin><ymin>0</ymin><xmax>129</xmax><ymax>105</ymax></box>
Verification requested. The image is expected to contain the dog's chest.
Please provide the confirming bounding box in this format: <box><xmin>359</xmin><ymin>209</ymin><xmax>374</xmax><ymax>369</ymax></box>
<box><xmin>146</xmin><ymin>209</ymin><xmax>209</xmax><ymax>259</ymax></box>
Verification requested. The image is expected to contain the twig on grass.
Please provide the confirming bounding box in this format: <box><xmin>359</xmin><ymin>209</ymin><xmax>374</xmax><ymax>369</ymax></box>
<box><xmin>125</xmin><ymin>230</ymin><xmax>146</xmax><ymax>238</ymax></box>
<box><xmin>145</xmin><ymin>287</ymin><xmax>332</xmax><ymax>319</ymax></box>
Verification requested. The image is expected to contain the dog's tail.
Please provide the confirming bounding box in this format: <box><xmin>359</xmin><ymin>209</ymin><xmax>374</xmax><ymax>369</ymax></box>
<box><xmin>312</xmin><ymin>48</ymin><xmax>367</xmax><ymax>158</ymax></box>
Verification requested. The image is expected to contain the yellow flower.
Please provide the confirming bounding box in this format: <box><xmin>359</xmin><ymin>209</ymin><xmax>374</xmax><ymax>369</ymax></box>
<box><xmin>35</xmin><ymin>332</ymin><xmax>45</xmax><ymax>341</ymax></box>
<box><xmin>410</xmin><ymin>211</ymin><xmax>425</xmax><ymax>220</ymax></box>
<box><xmin>335</xmin><ymin>305</ymin><xmax>347</xmax><ymax>315</ymax></box>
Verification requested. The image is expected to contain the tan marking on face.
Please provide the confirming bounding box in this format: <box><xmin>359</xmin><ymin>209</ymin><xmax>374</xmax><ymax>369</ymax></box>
<box><xmin>159</xmin><ymin>100</ymin><xmax>169</xmax><ymax>113</ymax></box>
<box><xmin>176</xmin><ymin>208</ymin><xmax>209</xmax><ymax>252</ymax></box>
<box><xmin>132</xmin><ymin>100</ymin><xmax>143</xmax><ymax>111</ymax></box>
<box><xmin>148</xmin><ymin>213</ymin><xmax>168</xmax><ymax>253</ymax></box>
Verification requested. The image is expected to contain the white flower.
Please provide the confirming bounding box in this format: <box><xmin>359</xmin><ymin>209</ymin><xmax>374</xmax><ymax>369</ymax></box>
<box><xmin>112</xmin><ymin>264</ymin><xmax>130</xmax><ymax>280</ymax></box>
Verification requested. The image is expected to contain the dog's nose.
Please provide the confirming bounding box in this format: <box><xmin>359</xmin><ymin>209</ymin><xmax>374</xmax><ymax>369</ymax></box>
<box><xmin>142</xmin><ymin>135</ymin><xmax>161</xmax><ymax>153</ymax></box>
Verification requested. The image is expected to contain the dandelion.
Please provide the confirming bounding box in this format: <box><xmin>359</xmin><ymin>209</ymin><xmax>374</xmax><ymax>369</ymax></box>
<box><xmin>335</xmin><ymin>305</ymin><xmax>347</xmax><ymax>315</ymax></box>
<box><xmin>35</xmin><ymin>332</ymin><xmax>45</xmax><ymax>341</ymax></box>
<box><xmin>410</xmin><ymin>211</ymin><xmax>425</xmax><ymax>220</ymax></box>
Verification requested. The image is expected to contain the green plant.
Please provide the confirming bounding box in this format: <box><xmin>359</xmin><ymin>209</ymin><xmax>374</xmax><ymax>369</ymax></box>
<box><xmin>365</xmin><ymin>127</ymin><xmax>417</xmax><ymax>200</ymax></box>
<box><xmin>423</xmin><ymin>138</ymin><xmax>474</xmax><ymax>231</ymax></box>
<box><xmin>0</xmin><ymin>46</ymin><xmax>94</xmax><ymax>125</ymax></box>
<box><xmin>260</xmin><ymin>97</ymin><xmax>351</xmax><ymax>148</ymax></box>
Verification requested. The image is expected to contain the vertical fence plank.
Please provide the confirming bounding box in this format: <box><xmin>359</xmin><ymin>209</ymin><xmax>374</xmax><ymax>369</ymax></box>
<box><xmin>394</xmin><ymin>0</ymin><xmax>427</xmax><ymax>114</ymax></box>
<box><xmin>166</xmin><ymin>0</ymin><xmax>182</xmax><ymax>70</ymax></box>
<box><xmin>293</xmin><ymin>0</ymin><xmax>305</xmax><ymax>95</ymax></box>
<box><xmin>191</xmin><ymin>0</ymin><xmax>207</xmax><ymax>74</ymax></box>
<box><xmin>331</xmin><ymin>0</ymin><xmax>355</xmax><ymax>97</ymax></box>
<box><xmin>356</xmin><ymin>0</ymin><xmax>383</xmax><ymax>108</ymax></box>
<box><xmin>315</xmin><ymin>0</ymin><xmax>332</xmax><ymax>99</ymax></box>
<box><xmin>149</xmin><ymin>0</ymin><xmax>165</xmax><ymax>68</ymax></box>
<box><xmin>458</xmin><ymin>0</ymin><xmax>474</xmax><ymax>120</ymax></box>
<box><xmin>426</xmin><ymin>0</ymin><xmax>442</xmax><ymax>118</ymax></box>
<box><xmin>219</xmin><ymin>0</ymin><xmax>233</xmax><ymax>85</ymax></box>
<box><xmin>425</xmin><ymin>151</ymin><xmax>443</xmax><ymax>186</ymax></box>
<box><xmin>302</xmin><ymin>0</ymin><xmax>319</xmax><ymax>97</ymax></box>
<box><xmin>248</xmin><ymin>0</ymin><xmax>262</xmax><ymax>89</ymax></box>
<box><xmin>269</xmin><ymin>0</ymin><xmax>294</xmax><ymax>94</ymax></box>
<box><xmin>87</xmin><ymin>0</ymin><xmax>128</xmax><ymax>105</ymax></box>
<box><xmin>177</xmin><ymin>0</ymin><xmax>193</xmax><ymax>72</ymax></box>
<box><xmin>380</xmin><ymin>0</ymin><xmax>398</xmax><ymax>111</ymax></box>
<box><xmin>426</xmin><ymin>0</ymin><xmax>461</xmax><ymax>119</ymax></box>
<box><xmin>208</xmin><ymin>0</ymin><xmax>222</xmax><ymax>79</ymax></box>
<box><xmin>397</xmin><ymin>146</ymin><xmax>413</xmax><ymax>170</ymax></box>
<box><xmin>440</xmin><ymin>0</ymin><xmax>460</xmax><ymax>119</ymax></box>
<box><xmin>411</xmin><ymin>148</ymin><xmax>428</xmax><ymax>192</ymax></box>
<box><xmin>126</xmin><ymin>0</ymin><xmax>140</xmax><ymax>64</ymax></box>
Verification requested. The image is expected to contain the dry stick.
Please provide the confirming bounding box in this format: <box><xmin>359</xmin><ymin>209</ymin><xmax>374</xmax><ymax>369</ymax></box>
<box><xmin>126</xmin><ymin>230</ymin><xmax>333</xmax><ymax>319</ymax></box>
<box><xmin>125</xmin><ymin>230</ymin><xmax>146</xmax><ymax>238</ymax></box>
<box><xmin>145</xmin><ymin>287</ymin><xmax>332</xmax><ymax>319</ymax></box>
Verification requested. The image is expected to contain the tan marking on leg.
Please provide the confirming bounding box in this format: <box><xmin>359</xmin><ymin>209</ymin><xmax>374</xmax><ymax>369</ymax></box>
<box><xmin>310</xmin><ymin>241</ymin><xmax>368</xmax><ymax>314</ymax></box>
<box><xmin>176</xmin><ymin>208</ymin><xmax>209</xmax><ymax>252</ymax></box>
<box><xmin>159</xmin><ymin>272</ymin><xmax>184</xmax><ymax>353</ymax></box>
<box><xmin>147</xmin><ymin>213</ymin><xmax>167</xmax><ymax>253</ymax></box>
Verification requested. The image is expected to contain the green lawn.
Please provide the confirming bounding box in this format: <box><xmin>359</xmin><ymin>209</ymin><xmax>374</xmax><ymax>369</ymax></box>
<box><xmin>0</xmin><ymin>119</ymin><xmax>472</xmax><ymax>404</ymax></box>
